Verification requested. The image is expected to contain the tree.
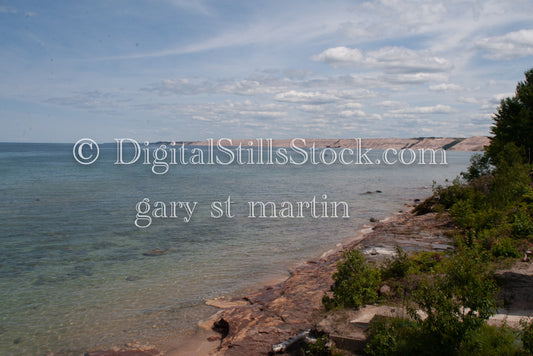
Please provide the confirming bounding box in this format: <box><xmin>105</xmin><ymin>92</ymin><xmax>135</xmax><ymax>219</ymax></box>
<box><xmin>487</xmin><ymin>68</ymin><xmax>533</xmax><ymax>165</ymax></box>
<box><xmin>407</xmin><ymin>252</ymin><xmax>498</xmax><ymax>355</ymax></box>
<box><xmin>323</xmin><ymin>249</ymin><xmax>381</xmax><ymax>310</ymax></box>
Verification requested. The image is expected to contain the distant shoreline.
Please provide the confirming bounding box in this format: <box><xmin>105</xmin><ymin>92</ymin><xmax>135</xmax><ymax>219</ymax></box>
<box><xmin>158</xmin><ymin>136</ymin><xmax>489</xmax><ymax>152</ymax></box>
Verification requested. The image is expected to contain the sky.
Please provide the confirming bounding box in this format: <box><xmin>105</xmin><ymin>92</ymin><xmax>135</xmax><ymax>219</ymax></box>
<box><xmin>1</xmin><ymin>0</ymin><xmax>533</xmax><ymax>143</ymax></box>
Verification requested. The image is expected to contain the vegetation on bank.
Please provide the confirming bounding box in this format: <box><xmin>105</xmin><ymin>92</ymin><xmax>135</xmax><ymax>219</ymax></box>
<box><xmin>313</xmin><ymin>69</ymin><xmax>533</xmax><ymax>355</ymax></box>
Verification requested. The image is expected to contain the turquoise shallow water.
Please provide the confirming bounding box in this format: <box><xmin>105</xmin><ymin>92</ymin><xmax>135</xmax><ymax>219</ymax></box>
<box><xmin>0</xmin><ymin>142</ymin><xmax>474</xmax><ymax>355</ymax></box>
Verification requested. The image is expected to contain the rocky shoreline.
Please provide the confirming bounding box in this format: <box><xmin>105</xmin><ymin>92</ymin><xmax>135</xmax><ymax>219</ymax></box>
<box><xmin>84</xmin><ymin>205</ymin><xmax>455</xmax><ymax>356</ymax></box>
<box><xmin>202</xmin><ymin>208</ymin><xmax>455</xmax><ymax>356</ymax></box>
<box><xmin>85</xmin><ymin>200</ymin><xmax>533</xmax><ymax>356</ymax></box>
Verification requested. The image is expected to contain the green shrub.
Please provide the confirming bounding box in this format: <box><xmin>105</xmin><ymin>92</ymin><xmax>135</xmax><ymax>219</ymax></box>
<box><xmin>365</xmin><ymin>317</ymin><xmax>520</xmax><ymax>356</ymax></box>
<box><xmin>491</xmin><ymin>237</ymin><xmax>521</xmax><ymax>258</ymax></box>
<box><xmin>449</xmin><ymin>197</ymin><xmax>500</xmax><ymax>232</ymax></box>
<box><xmin>459</xmin><ymin>324</ymin><xmax>521</xmax><ymax>356</ymax></box>
<box><xmin>409</xmin><ymin>251</ymin><xmax>444</xmax><ymax>274</ymax></box>
<box><xmin>520</xmin><ymin>318</ymin><xmax>533</xmax><ymax>354</ymax></box>
<box><xmin>489</xmin><ymin>147</ymin><xmax>532</xmax><ymax>209</ymax></box>
<box><xmin>434</xmin><ymin>178</ymin><xmax>470</xmax><ymax>209</ymax></box>
<box><xmin>300</xmin><ymin>334</ymin><xmax>333</xmax><ymax>356</ymax></box>
<box><xmin>380</xmin><ymin>246</ymin><xmax>411</xmax><ymax>280</ymax></box>
<box><xmin>408</xmin><ymin>252</ymin><xmax>498</xmax><ymax>355</ymax></box>
<box><xmin>364</xmin><ymin>316</ymin><xmax>403</xmax><ymax>356</ymax></box>
<box><xmin>461</xmin><ymin>153</ymin><xmax>493</xmax><ymax>182</ymax></box>
<box><xmin>323</xmin><ymin>249</ymin><xmax>381</xmax><ymax>310</ymax></box>
<box><xmin>381</xmin><ymin>247</ymin><xmax>444</xmax><ymax>281</ymax></box>
<box><xmin>363</xmin><ymin>70</ymin><xmax>533</xmax><ymax>356</ymax></box>
<box><xmin>510</xmin><ymin>204</ymin><xmax>533</xmax><ymax>238</ymax></box>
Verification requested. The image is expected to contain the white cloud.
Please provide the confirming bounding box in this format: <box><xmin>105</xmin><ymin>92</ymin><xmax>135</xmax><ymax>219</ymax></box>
<box><xmin>458</xmin><ymin>96</ymin><xmax>478</xmax><ymax>104</ymax></box>
<box><xmin>340</xmin><ymin>102</ymin><xmax>363</xmax><ymax>109</ymax></box>
<box><xmin>274</xmin><ymin>90</ymin><xmax>339</xmax><ymax>104</ymax></box>
<box><xmin>386</xmin><ymin>104</ymin><xmax>455</xmax><ymax>117</ymax></box>
<box><xmin>476</xmin><ymin>29</ymin><xmax>533</xmax><ymax>60</ymax></box>
<box><xmin>385</xmin><ymin>72</ymin><xmax>449</xmax><ymax>84</ymax></box>
<box><xmin>312</xmin><ymin>46</ymin><xmax>451</xmax><ymax>74</ymax></box>
<box><xmin>13</xmin><ymin>0</ymin><xmax>533</xmax><ymax>140</ymax></box>
<box><xmin>312</xmin><ymin>47</ymin><xmax>363</xmax><ymax>66</ymax></box>
<box><xmin>274</xmin><ymin>88</ymin><xmax>377</xmax><ymax>105</ymax></box>
<box><xmin>335</xmin><ymin>89</ymin><xmax>377</xmax><ymax>99</ymax></box>
<box><xmin>298</xmin><ymin>105</ymin><xmax>328</xmax><ymax>113</ymax></box>
<box><xmin>218</xmin><ymin>78</ymin><xmax>289</xmax><ymax>96</ymax></box>
<box><xmin>236</xmin><ymin>110</ymin><xmax>286</xmax><ymax>119</ymax></box>
<box><xmin>429</xmin><ymin>83</ymin><xmax>463</xmax><ymax>91</ymax></box>
<box><xmin>379</xmin><ymin>100</ymin><xmax>403</xmax><ymax>108</ymax></box>
<box><xmin>339</xmin><ymin>110</ymin><xmax>366</xmax><ymax>117</ymax></box>
<box><xmin>410</xmin><ymin>104</ymin><xmax>455</xmax><ymax>114</ymax></box>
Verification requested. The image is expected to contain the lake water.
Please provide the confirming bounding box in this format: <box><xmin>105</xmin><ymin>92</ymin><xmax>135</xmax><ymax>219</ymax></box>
<box><xmin>0</xmin><ymin>141</ymin><xmax>474</xmax><ymax>355</ymax></box>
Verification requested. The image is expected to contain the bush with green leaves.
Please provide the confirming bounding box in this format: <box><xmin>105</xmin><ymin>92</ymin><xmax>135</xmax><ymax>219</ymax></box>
<box><xmin>364</xmin><ymin>69</ymin><xmax>533</xmax><ymax>356</ymax></box>
<box><xmin>365</xmin><ymin>252</ymin><xmax>499</xmax><ymax>355</ymax></box>
<box><xmin>520</xmin><ymin>318</ymin><xmax>533</xmax><ymax>354</ymax></box>
<box><xmin>435</xmin><ymin>144</ymin><xmax>532</xmax><ymax>259</ymax></box>
<box><xmin>366</xmin><ymin>319</ymin><xmax>524</xmax><ymax>356</ymax></box>
<box><xmin>381</xmin><ymin>246</ymin><xmax>443</xmax><ymax>281</ymax></box>
<box><xmin>459</xmin><ymin>324</ymin><xmax>522</xmax><ymax>356</ymax></box>
<box><xmin>433</xmin><ymin>178</ymin><xmax>470</xmax><ymax>210</ymax></box>
<box><xmin>406</xmin><ymin>251</ymin><xmax>498</xmax><ymax>355</ymax></box>
<box><xmin>380</xmin><ymin>246</ymin><xmax>411</xmax><ymax>280</ymax></box>
<box><xmin>323</xmin><ymin>249</ymin><xmax>381</xmax><ymax>310</ymax></box>
<box><xmin>364</xmin><ymin>316</ymin><xmax>416</xmax><ymax>356</ymax></box>
<box><xmin>510</xmin><ymin>204</ymin><xmax>533</xmax><ymax>238</ymax></box>
<box><xmin>491</xmin><ymin>236</ymin><xmax>521</xmax><ymax>258</ymax></box>
<box><xmin>299</xmin><ymin>334</ymin><xmax>342</xmax><ymax>356</ymax></box>
<box><xmin>461</xmin><ymin>153</ymin><xmax>493</xmax><ymax>182</ymax></box>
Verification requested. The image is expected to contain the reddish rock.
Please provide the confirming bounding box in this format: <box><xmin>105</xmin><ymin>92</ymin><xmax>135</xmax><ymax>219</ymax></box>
<box><xmin>85</xmin><ymin>350</ymin><xmax>160</xmax><ymax>356</ymax></box>
<box><xmin>209</xmin><ymin>211</ymin><xmax>456</xmax><ymax>355</ymax></box>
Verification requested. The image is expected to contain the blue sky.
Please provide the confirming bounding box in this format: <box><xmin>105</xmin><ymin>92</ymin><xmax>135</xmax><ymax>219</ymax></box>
<box><xmin>1</xmin><ymin>0</ymin><xmax>533</xmax><ymax>142</ymax></box>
